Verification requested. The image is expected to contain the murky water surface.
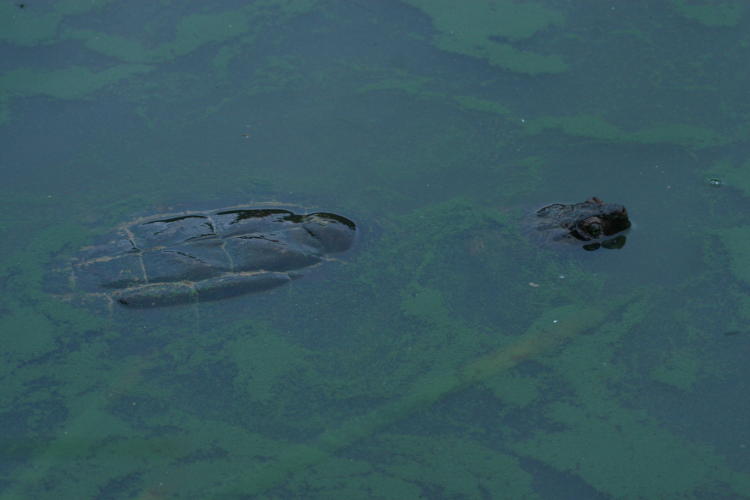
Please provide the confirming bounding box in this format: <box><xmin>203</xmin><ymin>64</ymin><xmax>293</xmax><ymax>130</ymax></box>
<box><xmin>1</xmin><ymin>1</ymin><xmax>749</xmax><ymax>498</ymax></box>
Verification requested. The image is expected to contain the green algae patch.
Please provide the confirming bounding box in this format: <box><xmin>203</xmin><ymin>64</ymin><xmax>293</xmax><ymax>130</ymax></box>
<box><xmin>0</xmin><ymin>0</ymin><xmax>319</xmax><ymax>121</ymax></box>
<box><xmin>0</xmin><ymin>204</ymin><xmax>104</xmax><ymax>342</ymax></box>
<box><xmin>1</xmin><ymin>0</ymin><xmax>316</xmax><ymax>56</ymax></box>
<box><xmin>401</xmin><ymin>285</ymin><xmax>450</xmax><ymax>324</ymax></box>
<box><xmin>526</xmin><ymin>114</ymin><xmax>622</xmax><ymax>141</ymax></box>
<box><xmin>631</xmin><ymin>123</ymin><xmax>727</xmax><ymax>148</ymax></box>
<box><xmin>670</xmin><ymin>0</ymin><xmax>745</xmax><ymax>27</ymax></box>
<box><xmin>650</xmin><ymin>348</ymin><xmax>702</xmax><ymax>391</ymax></box>
<box><xmin>66</xmin><ymin>31</ymin><xmax>166</xmax><ymax>64</ymax></box>
<box><xmin>526</xmin><ymin>114</ymin><xmax>726</xmax><ymax>149</ymax></box>
<box><xmin>0</xmin><ymin>95</ymin><xmax>7</xmax><ymax>125</ymax></box>
<box><xmin>67</xmin><ymin>8</ymin><xmax>250</xmax><ymax>64</ymax></box>
<box><xmin>228</xmin><ymin>327</ymin><xmax>312</xmax><ymax>404</ymax></box>
<box><xmin>514</xmin><ymin>401</ymin><xmax>744</xmax><ymax>499</ymax></box>
<box><xmin>0</xmin><ymin>3</ymin><xmax>61</xmax><ymax>46</ymax></box>
<box><xmin>0</xmin><ymin>307</ymin><xmax>57</xmax><ymax>361</ymax></box>
<box><xmin>358</xmin><ymin>69</ymin><xmax>514</xmax><ymax>120</ymax></box>
<box><xmin>485</xmin><ymin>372</ymin><xmax>540</xmax><ymax>407</ymax></box>
<box><xmin>0</xmin><ymin>0</ymin><xmax>113</xmax><ymax>45</ymax></box>
<box><xmin>405</xmin><ymin>0</ymin><xmax>567</xmax><ymax>74</ymax></box>
<box><xmin>0</xmin><ymin>62</ymin><xmax>150</xmax><ymax>125</ymax></box>
<box><xmin>0</xmin><ymin>65</ymin><xmax>153</xmax><ymax>100</ymax></box>
<box><xmin>295</xmin><ymin>456</ymin><xmax>425</xmax><ymax>499</ymax></box>
<box><xmin>215</xmin><ymin>299</ymin><xmax>621</xmax><ymax>497</ymax></box>
<box><xmin>2</xmin><ymin>218</ymin><xmax>88</xmax><ymax>298</ymax></box>
<box><xmin>205</xmin><ymin>190</ymin><xmax>623</xmax><ymax>496</ymax></box>
<box><xmin>359</xmin><ymin>71</ymin><xmax>440</xmax><ymax>100</ymax></box>
<box><xmin>707</xmin><ymin>158</ymin><xmax>750</xmax><ymax>198</ymax></box>
<box><xmin>8</xmin><ymin>358</ymin><xmax>188</xmax><ymax>498</ymax></box>
<box><xmin>454</xmin><ymin>95</ymin><xmax>512</xmax><ymax>117</ymax></box>
<box><xmin>508</xmin><ymin>292</ymin><xmax>750</xmax><ymax>499</ymax></box>
<box><xmin>376</xmin><ymin>435</ymin><xmax>536</xmax><ymax>499</ymax></box>
<box><xmin>407</xmin><ymin>0</ymin><xmax>562</xmax><ymax>41</ymax></box>
<box><xmin>713</xmin><ymin>225</ymin><xmax>750</xmax><ymax>286</ymax></box>
<box><xmin>65</xmin><ymin>0</ymin><xmax>317</xmax><ymax>64</ymax></box>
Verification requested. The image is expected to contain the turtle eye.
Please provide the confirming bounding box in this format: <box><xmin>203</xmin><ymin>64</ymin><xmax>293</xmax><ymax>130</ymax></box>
<box><xmin>586</xmin><ymin>222</ymin><xmax>602</xmax><ymax>237</ymax></box>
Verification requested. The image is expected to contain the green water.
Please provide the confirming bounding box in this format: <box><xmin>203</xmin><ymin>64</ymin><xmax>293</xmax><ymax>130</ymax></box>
<box><xmin>2</xmin><ymin>1</ymin><xmax>750</xmax><ymax>498</ymax></box>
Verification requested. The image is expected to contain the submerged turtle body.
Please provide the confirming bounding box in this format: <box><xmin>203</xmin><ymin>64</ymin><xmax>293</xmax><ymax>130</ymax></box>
<box><xmin>61</xmin><ymin>205</ymin><xmax>357</xmax><ymax>308</ymax></box>
<box><xmin>533</xmin><ymin>197</ymin><xmax>630</xmax><ymax>251</ymax></box>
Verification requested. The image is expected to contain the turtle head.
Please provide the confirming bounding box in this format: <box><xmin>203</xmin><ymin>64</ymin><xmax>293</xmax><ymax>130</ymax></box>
<box><xmin>571</xmin><ymin>198</ymin><xmax>630</xmax><ymax>241</ymax></box>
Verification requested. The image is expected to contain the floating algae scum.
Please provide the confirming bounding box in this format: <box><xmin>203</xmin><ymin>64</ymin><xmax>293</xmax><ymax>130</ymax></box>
<box><xmin>17</xmin><ymin>198</ymin><xmax>637</xmax><ymax>498</ymax></box>
<box><xmin>215</xmin><ymin>295</ymin><xmax>635</xmax><ymax>497</ymax></box>
<box><xmin>7</xmin><ymin>258</ymin><xmax>637</xmax><ymax>498</ymax></box>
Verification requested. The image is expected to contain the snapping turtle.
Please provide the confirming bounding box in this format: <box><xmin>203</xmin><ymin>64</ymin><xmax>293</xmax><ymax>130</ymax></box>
<box><xmin>533</xmin><ymin>197</ymin><xmax>630</xmax><ymax>251</ymax></box>
<box><xmin>52</xmin><ymin>205</ymin><xmax>357</xmax><ymax>308</ymax></box>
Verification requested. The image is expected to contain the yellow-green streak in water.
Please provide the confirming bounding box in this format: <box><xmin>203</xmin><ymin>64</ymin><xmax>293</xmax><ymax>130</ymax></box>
<box><xmin>218</xmin><ymin>298</ymin><xmax>629</xmax><ymax>497</ymax></box>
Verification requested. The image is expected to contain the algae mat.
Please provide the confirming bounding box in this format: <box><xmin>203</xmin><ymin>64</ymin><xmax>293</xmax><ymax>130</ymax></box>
<box><xmin>218</xmin><ymin>300</ymin><xmax>620</xmax><ymax>497</ymax></box>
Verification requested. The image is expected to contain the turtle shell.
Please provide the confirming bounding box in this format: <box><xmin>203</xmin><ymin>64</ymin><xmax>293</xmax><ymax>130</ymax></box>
<box><xmin>53</xmin><ymin>205</ymin><xmax>357</xmax><ymax>308</ymax></box>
